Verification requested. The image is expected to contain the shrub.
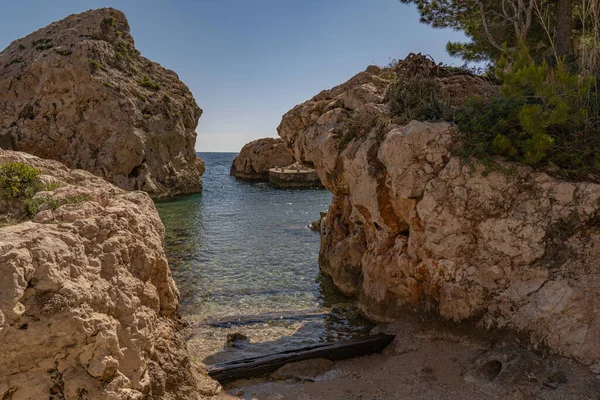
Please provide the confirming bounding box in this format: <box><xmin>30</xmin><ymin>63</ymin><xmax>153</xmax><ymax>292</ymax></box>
<box><xmin>4</xmin><ymin>58</ymin><xmax>23</xmax><ymax>67</ymax></box>
<box><xmin>33</xmin><ymin>38</ymin><xmax>53</xmax><ymax>50</ymax></box>
<box><xmin>0</xmin><ymin>162</ymin><xmax>42</xmax><ymax>199</ymax></box>
<box><xmin>89</xmin><ymin>59</ymin><xmax>101</xmax><ymax>72</ymax></box>
<box><xmin>388</xmin><ymin>75</ymin><xmax>451</xmax><ymax>125</ymax></box>
<box><xmin>455</xmin><ymin>48</ymin><xmax>600</xmax><ymax>177</ymax></box>
<box><xmin>115</xmin><ymin>39</ymin><xmax>132</xmax><ymax>61</ymax></box>
<box><xmin>139</xmin><ymin>75</ymin><xmax>160</xmax><ymax>90</ymax></box>
<box><xmin>18</xmin><ymin>43</ymin><xmax>25</xmax><ymax>50</ymax></box>
<box><xmin>339</xmin><ymin>108</ymin><xmax>388</xmax><ymax>149</ymax></box>
<box><xmin>103</xmin><ymin>16</ymin><xmax>115</xmax><ymax>26</ymax></box>
<box><xmin>54</xmin><ymin>49</ymin><xmax>72</xmax><ymax>56</ymax></box>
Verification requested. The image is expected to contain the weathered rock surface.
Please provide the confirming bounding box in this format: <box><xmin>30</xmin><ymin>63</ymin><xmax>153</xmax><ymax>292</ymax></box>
<box><xmin>277</xmin><ymin>59</ymin><xmax>600</xmax><ymax>366</ymax></box>
<box><xmin>0</xmin><ymin>8</ymin><xmax>204</xmax><ymax>198</ymax></box>
<box><xmin>230</xmin><ymin>137</ymin><xmax>295</xmax><ymax>180</ymax></box>
<box><xmin>0</xmin><ymin>150</ymin><xmax>219</xmax><ymax>399</ymax></box>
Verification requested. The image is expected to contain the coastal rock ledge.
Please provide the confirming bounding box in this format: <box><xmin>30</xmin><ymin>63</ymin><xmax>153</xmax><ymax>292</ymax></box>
<box><xmin>230</xmin><ymin>137</ymin><xmax>295</xmax><ymax>180</ymax></box>
<box><xmin>0</xmin><ymin>150</ymin><xmax>219</xmax><ymax>399</ymax></box>
<box><xmin>0</xmin><ymin>8</ymin><xmax>204</xmax><ymax>198</ymax></box>
<box><xmin>277</xmin><ymin>64</ymin><xmax>600</xmax><ymax>365</ymax></box>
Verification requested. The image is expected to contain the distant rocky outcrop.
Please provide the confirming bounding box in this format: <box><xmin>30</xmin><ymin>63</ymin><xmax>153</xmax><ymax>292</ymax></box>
<box><xmin>0</xmin><ymin>8</ymin><xmax>204</xmax><ymax>198</ymax></box>
<box><xmin>277</xmin><ymin>57</ymin><xmax>600</xmax><ymax>366</ymax></box>
<box><xmin>0</xmin><ymin>150</ymin><xmax>220</xmax><ymax>399</ymax></box>
<box><xmin>230</xmin><ymin>137</ymin><xmax>295</xmax><ymax>180</ymax></box>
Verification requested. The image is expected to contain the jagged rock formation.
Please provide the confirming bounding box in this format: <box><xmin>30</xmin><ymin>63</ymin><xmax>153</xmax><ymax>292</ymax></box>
<box><xmin>230</xmin><ymin>137</ymin><xmax>295</xmax><ymax>180</ymax></box>
<box><xmin>0</xmin><ymin>8</ymin><xmax>204</xmax><ymax>198</ymax></box>
<box><xmin>277</xmin><ymin>58</ymin><xmax>600</xmax><ymax>366</ymax></box>
<box><xmin>0</xmin><ymin>150</ymin><xmax>220</xmax><ymax>399</ymax></box>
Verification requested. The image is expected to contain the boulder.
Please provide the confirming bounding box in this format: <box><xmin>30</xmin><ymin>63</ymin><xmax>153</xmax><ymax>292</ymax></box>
<box><xmin>0</xmin><ymin>8</ymin><xmax>204</xmax><ymax>198</ymax></box>
<box><xmin>277</xmin><ymin>56</ymin><xmax>600</xmax><ymax>366</ymax></box>
<box><xmin>230</xmin><ymin>137</ymin><xmax>295</xmax><ymax>180</ymax></box>
<box><xmin>0</xmin><ymin>150</ymin><xmax>220</xmax><ymax>399</ymax></box>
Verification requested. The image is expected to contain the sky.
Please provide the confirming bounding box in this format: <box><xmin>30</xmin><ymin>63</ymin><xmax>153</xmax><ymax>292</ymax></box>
<box><xmin>0</xmin><ymin>1</ymin><xmax>469</xmax><ymax>152</ymax></box>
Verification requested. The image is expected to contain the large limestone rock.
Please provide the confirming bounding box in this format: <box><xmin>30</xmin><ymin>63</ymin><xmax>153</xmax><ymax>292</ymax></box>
<box><xmin>277</xmin><ymin>58</ymin><xmax>600</xmax><ymax>366</ymax></box>
<box><xmin>0</xmin><ymin>8</ymin><xmax>204</xmax><ymax>198</ymax></box>
<box><xmin>230</xmin><ymin>137</ymin><xmax>295</xmax><ymax>180</ymax></box>
<box><xmin>0</xmin><ymin>150</ymin><xmax>220</xmax><ymax>399</ymax></box>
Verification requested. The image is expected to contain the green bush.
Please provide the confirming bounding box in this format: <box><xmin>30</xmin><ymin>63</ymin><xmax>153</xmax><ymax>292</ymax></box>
<box><xmin>339</xmin><ymin>108</ymin><xmax>388</xmax><ymax>149</ymax></box>
<box><xmin>33</xmin><ymin>38</ymin><xmax>53</xmax><ymax>50</ymax></box>
<box><xmin>388</xmin><ymin>75</ymin><xmax>451</xmax><ymax>125</ymax></box>
<box><xmin>115</xmin><ymin>39</ymin><xmax>133</xmax><ymax>61</ymax></box>
<box><xmin>139</xmin><ymin>75</ymin><xmax>160</xmax><ymax>90</ymax></box>
<box><xmin>103</xmin><ymin>16</ymin><xmax>115</xmax><ymax>26</ymax></box>
<box><xmin>454</xmin><ymin>48</ymin><xmax>600</xmax><ymax>176</ymax></box>
<box><xmin>89</xmin><ymin>59</ymin><xmax>101</xmax><ymax>73</ymax></box>
<box><xmin>0</xmin><ymin>162</ymin><xmax>42</xmax><ymax>198</ymax></box>
<box><xmin>54</xmin><ymin>49</ymin><xmax>72</xmax><ymax>56</ymax></box>
<box><xmin>4</xmin><ymin>58</ymin><xmax>23</xmax><ymax>67</ymax></box>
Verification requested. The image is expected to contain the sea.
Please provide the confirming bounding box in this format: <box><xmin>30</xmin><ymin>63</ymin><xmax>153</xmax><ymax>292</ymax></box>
<box><xmin>155</xmin><ymin>152</ymin><xmax>373</xmax><ymax>365</ymax></box>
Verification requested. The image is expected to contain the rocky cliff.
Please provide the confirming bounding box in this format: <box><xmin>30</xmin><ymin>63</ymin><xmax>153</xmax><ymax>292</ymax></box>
<box><xmin>230</xmin><ymin>137</ymin><xmax>295</xmax><ymax>180</ymax></box>
<box><xmin>277</xmin><ymin>59</ymin><xmax>600</xmax><ymax>366</ymax></box>
<box><xmin>0</xmin><ymin>8</ymin><xmax>204</xmax><ymax>198</ymax></box>
<box><xmin>0</xmin><ymin>150</ymin><xmax>220</xmax><ymax>399</ymax></box>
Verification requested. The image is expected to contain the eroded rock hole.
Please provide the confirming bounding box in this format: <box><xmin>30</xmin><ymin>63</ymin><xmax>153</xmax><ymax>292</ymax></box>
<box><xmin>129</xmin><ymin>162</ymin><xmax>145</xmax><ymax>178</ymax></box>
<box><xmin>478</xmin><ymin>360</ymin><xmax>503</xmax><ymax>382</ymax></box>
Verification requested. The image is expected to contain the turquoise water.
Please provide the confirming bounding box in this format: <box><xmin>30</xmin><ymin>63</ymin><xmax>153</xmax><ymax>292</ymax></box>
<box><xmin>155</xmin><ymin>152</ymin><xmax>373</xmax><ymax>364</ymax></box>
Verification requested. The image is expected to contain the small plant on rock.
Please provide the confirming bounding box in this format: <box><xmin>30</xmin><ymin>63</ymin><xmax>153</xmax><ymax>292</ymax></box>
<box><xmin>54</xmin><ymin>49</ymin><xmax>72</xmax><ymax>56</ymax></box>
<box><xmin>103</xmin><ymin>16</ymin><xmax>115</xmax><ymax>27</ymax></box>
<box><xmin>89</xmin><ymin>59</ymin><xmax>101</xmax><ymax>73</ymax></box>
<box><xmin>388</xmin><ymin>75</ymin><xmax>451</xmax><ymax>124</ymax></box>
<box><xmin>0</xmin><ymin>162</ymin><xmax>42</xmax><ymax>198</ymax></box>
<box><xmin>139</xmin><ymin>75</ymin><xmax>160</xmax><ymax>90</ymax></box>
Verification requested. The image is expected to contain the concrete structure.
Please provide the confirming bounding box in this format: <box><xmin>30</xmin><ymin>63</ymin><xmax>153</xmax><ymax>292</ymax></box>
<box><xmin>268</xmin><ymin>163</ymin><xmax>323</xmax><ymax>188</ymax></box>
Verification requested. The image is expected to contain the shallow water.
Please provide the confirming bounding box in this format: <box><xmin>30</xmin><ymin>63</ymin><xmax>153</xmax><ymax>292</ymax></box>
<box><xmin>155</xmin><ymin>152</ymin><xmax>373</xmax><ymax>364</ymax></box>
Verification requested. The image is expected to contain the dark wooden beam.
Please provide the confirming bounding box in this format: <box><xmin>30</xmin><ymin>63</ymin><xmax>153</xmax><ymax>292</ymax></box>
<box><xmin>206</xmin><ymin>333</ymin><xmax>395</xmax><ymax>383</ymax></box>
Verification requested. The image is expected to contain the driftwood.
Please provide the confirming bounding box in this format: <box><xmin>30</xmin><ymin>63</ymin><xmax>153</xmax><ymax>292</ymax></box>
<box><xmin>206</xmin><ymin>333</ymin><xmax>395</xmax><ymax>382</ymax></box>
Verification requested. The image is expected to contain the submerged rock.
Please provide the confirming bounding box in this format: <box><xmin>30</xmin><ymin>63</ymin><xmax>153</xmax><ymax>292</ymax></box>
<box><xmin>0</xmin><ymin>8</ymin><xmax>204</xmax><ymax>198</ymax></box>
<box><xmin>231</xmin><ymin>137</ymin><xmax>295</xmax><ymax>181</ymax></box>
<box><xmin>277</xmin><ymin>56</ymin><xmax>600</xmax><ymax>366</ymax></box>
<box><xmin>0</xmin><ymin>150</ymin><xmax>220</xmax><ymax>399</ymax></box>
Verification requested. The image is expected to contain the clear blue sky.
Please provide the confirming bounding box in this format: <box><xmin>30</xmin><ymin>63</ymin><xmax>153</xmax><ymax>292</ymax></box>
<box><xmin>0</xmin><ymin>1</ymin><xmax>468</xmax><ymax>152</ymax></box>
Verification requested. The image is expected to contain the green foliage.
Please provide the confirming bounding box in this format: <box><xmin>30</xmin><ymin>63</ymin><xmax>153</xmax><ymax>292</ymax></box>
<box><xmin>163</xmin><ymin>93</ymin><xmax>170</xmax><ymax>102</ymax></box>
<box><xmin>103</xmin><ymin>81</ymin><xmax>116</xmax><ymax>89</ymax></box>
<box><xmin>115</xmin><ymin>39</ymin><xmax>133</xmax><ymax>61</ymax></box>
<box><xmin>54</xmin><ymin>49</ymin><xmax>72</xmax><ymax>56</ymax></box>
<box><xmin>0</xmin><ymin>162</ymin><xmax>42</xmax><ymax>198</ymax></box>
<box><xmin>33</xmin><ymin>38</ymin><xmax>53</xmax><ymax>50</ymax></box>
<box><xmin>18</xmin><ymin>43</ymin><xmax>25</xmax><ymax>50</ymax></box>
<box><xmin>388</xmin><ymin>75</ymin><xmax>451</xmax><ymax>124</ymax></box>
<box><xmin>4</xmin><ymin>58</ymin><xmax>23</xmax><ymax>67</ymax></box>
<box><xmin>455</xmin><ymin>48</ymin><xmax>600</xmax><ymax>176</ymax></box>
<box><xmin>89</xmin><ymin>59</ymin><xmax>101</xmax><ymax>73</ymax></box>
<box><xmin>103</xmin><ymin>16</ymin><xmax>116</xmax><ymax>26</ymax></box>
<box><xmin>339</xmin><ymin>108</ymin><xmax>389</xmax><ymax>149</ymax></box>
<box><xmin>139</xmin><ymin>75</ymin><xmax>160</xmax><ymax>90</ymax></box>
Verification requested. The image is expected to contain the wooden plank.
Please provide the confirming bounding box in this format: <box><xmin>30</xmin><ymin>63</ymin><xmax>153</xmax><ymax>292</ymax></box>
<box><xmin>206</xmin><ymin>333</ymin><xmax>395</xmax><ymax>382</ymax></box>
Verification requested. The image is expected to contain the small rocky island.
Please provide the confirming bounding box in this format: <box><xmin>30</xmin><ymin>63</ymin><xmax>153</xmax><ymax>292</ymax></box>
<box><xmin>231</xmin><ymin>137</ymin><xmax>322</xmax><ymax>188</ymax></box>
